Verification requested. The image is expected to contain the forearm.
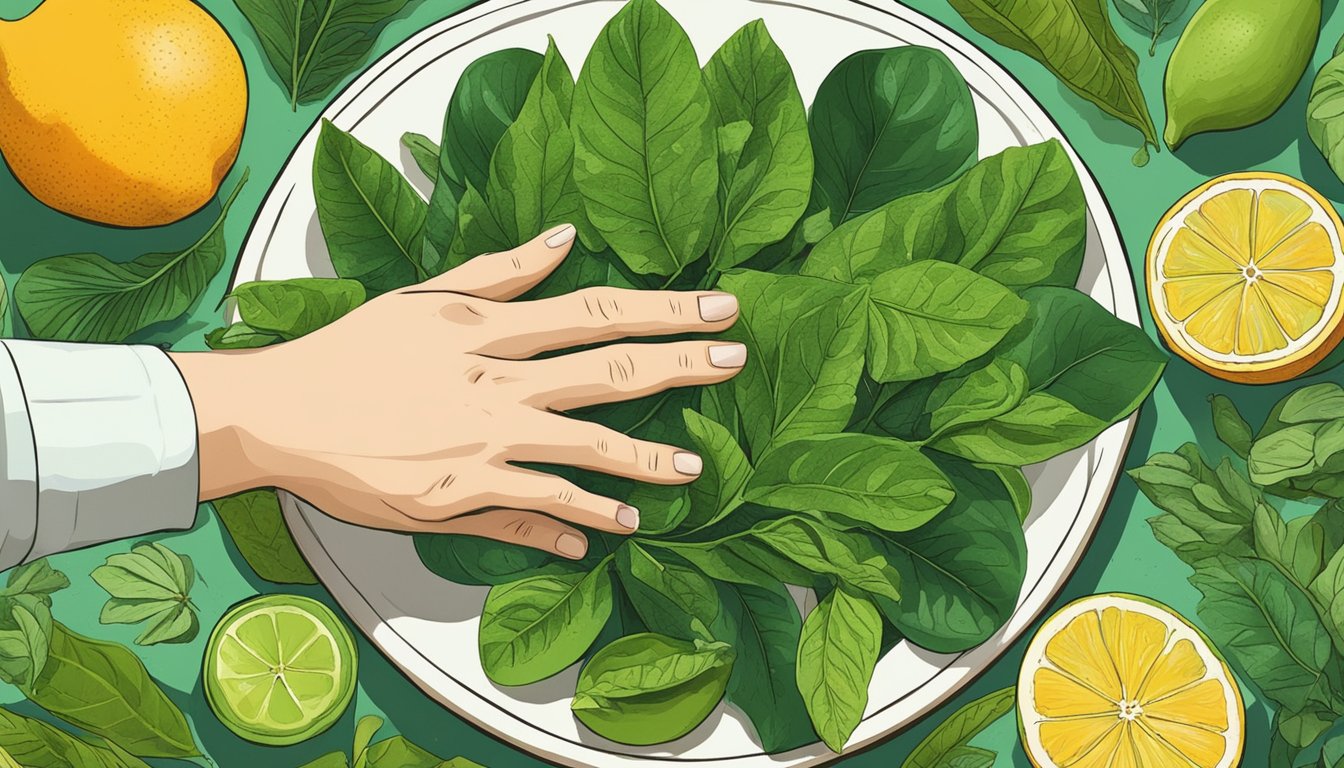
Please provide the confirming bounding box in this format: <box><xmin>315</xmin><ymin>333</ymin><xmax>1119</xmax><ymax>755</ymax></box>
<box><xmin>167</xmin><ymin>349</ymin><xmax>274</xmax><ymax>500</ymax></box>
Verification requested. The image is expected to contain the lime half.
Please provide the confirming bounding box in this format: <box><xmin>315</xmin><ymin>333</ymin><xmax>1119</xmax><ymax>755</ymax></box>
<box><xmin>204</xmin><ymin>594</ymin><xmax>357</xmax><ymax>746</ymax></box>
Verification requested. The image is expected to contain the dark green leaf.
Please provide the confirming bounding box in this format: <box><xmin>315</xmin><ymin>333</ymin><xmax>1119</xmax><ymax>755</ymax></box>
<box><xmin>796</xmin><ymin>587</ymin><xmax>882</xmax><ymax>753</ymax></box>
<box><xmin>928</xmin><ymin>360</ymin><xmax>1028</xmax><ymax>437</ymax></box>
<box><xmin>572</xmin><ymin>0</ymin><xmax>718</xmax><ymax>275</ymax></box>
<box><xmin>746</xmin><ymin>434</ymin><xmax>953</xmax><ymax>532</ymax></box>
<box><xmin>15</xmin><ymin>173</ymin><xmax>247</xmax><ymax>342</ymax></box>
<box><xmin>314</xmin><ymin>120</ymin><xmax>427</xmax><ymax>295</ymax></box>
<box><xmin>414</xmin><ymin>532</ymin><xmax>576</xmax><ymax>587</ymax></box>
<box><xmin>1113</xmin><ymin>0</ymin><xmax>1193</xmax><ymax>56</ymax></box>
<box><xmin>618</xmin><ymin>543</ymin><xmax>721</xmax><ymax>641</ymax></box>
<box><xmin>479</xmin><ymin>564</ymin><xmax>614</xmax><ymax>686</ymax></box>
<box><xmin>679</xmin><ymin>409</ymin><xmax>751</xmax><ymax>531</ymax></box>
<box><xmin>1210</xmin><ymin>394</ymin><xmax>1254</xmax><ymax>459</ymax></box>
<box><xmin>213</xmin><ymin>490</ymin><xmax>318</xmax><ymax>585</ymax></box>
<box><xmin>703</xmin><ymin>20</ymin><xmax>812</xmax><ymax>269</ymax></box>
<box><xmin>233</xmin><ymin>0</ymin><xmax>413</xmax><ymax>109</ymax></box>
<box><xmin>901</xmin><ymin>686</ymin><xmax>1014</xmax><ymax>768</ymax></box>
<box><xmin>228</xmin><ymin>278</ymin><xmax>365</xmax><ymax>339</ymax></box>
<box><xmin>752</xmin><ymin>517</ymin><xmax>900</xmax><ymax>600</ymax></box>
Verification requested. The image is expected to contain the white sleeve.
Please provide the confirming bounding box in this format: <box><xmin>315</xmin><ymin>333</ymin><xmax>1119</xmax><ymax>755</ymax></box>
<box><xmin>0</xmin><ymin>340</ymin><xmax>200</xmax><ymax>569</ymax></box>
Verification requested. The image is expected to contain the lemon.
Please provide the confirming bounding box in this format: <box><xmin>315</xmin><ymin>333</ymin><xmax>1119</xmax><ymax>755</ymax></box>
<box><xmin>204</xmin><ymin>594</ymin><xmax>357</xmax><ymax>746</ymax></box>
<box><xmin>1017</xmin><ymin>594</ymin><xmax>1244</xmax><ymax>768</ymax></box>
<box><xmin>1146</xmin><ymin>172</ymin><xmax>1344</xmax><ymax>384</ymax></box>
<box><xmin>0</xmin><ymin>0</ymin><xmax>247</xmax><ymax>227</ymax></box>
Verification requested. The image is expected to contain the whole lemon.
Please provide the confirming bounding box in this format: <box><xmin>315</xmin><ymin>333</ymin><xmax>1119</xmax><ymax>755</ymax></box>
<box><xmin>1163</xmin><ymin>0</ymin><xmax>1320</xmax><ymax>150</ymax></box>
<box><xmin>0</xmin><ymin>0</ymin><xmax>247</xmax><ymax>227</ymax></box>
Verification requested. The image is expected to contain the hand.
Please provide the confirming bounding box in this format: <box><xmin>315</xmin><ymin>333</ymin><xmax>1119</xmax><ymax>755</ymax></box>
<box><xmin>172</xmin><ymin>224</ymin><xmax>744</xmax><ymax>560</ymax></box>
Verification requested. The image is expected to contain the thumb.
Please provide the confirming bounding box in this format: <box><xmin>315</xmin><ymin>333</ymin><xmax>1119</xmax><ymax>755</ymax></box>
<box><xmin>408</xmin><ymin>223</ymin><xmax>577</xmax><ymax>300</ymax></box>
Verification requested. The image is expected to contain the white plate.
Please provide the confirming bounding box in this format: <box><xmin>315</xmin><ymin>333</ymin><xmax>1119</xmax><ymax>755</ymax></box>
<box><xmin>229</xmin><ymin>1</ymin><xmax>1140</xmax><ymax>765</ymax></box>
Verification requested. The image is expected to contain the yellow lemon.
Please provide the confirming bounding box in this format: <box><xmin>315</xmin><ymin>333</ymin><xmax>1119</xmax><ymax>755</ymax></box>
<box><xmin>1017</xmin><ymin>594</ymin><xmax>1244</xmax><ymax>768</ymax></box>
<box><xmin>1146</xmin><ymin>172</ymin><xmax>1344</xmax><ymax>383</ymax></box>
<box><xmin>0</xmin><ymin>0</ymin><xmax>247</xmax><ymax>227</ymax></box>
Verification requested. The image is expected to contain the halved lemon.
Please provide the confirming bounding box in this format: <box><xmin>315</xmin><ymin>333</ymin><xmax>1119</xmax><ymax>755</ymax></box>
<box><xmin>1017</xmin><ymin>593</ymin><xmax>1244</xmax><ymax>768</ymax></box>
<box><xmin>1146</xmin><ymin>172</ymin><xmax>1344</xmax><ymax>383</ymax></box>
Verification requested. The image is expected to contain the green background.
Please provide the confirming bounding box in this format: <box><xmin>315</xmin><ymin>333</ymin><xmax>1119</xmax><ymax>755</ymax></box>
<box><xmin>0</xmin><ymin>0</ymin><xmax>1340</xmax><ymax>764</ymax></box>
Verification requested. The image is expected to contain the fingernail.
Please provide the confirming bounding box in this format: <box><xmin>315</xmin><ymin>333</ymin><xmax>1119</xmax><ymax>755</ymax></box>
<box><xmin>709</xmin><ymin>343</ymin><xmax>748</xmax><ymax>368</ymax></box>
<box><xmin>556</xmin><ymin>533</ymin><xmax>587</xmax><ymax>559</ymax></box>
<box><xmin>544</xmin><ymin>224</ymin><xmax>576</xmax><ymax>248</ymax></box>
<box><xmin>698</xmin><ymin>293</ymin><xmax>739</xmax><ymax>322</ymax></box>
<box><xmin>617</xmin><ymin>504</ymin><xmax>640</xmax><ymax>530</ymax></box>
<box><xmin>674</xmin><ymin>452</ymin><xmax>703</xmax><ymax>476</ymax></box>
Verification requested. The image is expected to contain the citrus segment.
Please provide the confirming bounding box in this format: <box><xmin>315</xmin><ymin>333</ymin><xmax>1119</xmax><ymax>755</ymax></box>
<box><xmin>1146</xmin><ymin>172</ymin><xmax>1344</xmax><ymax>383</ymax></box>
<box><xmin>204</xmin><ymin>594</ymin><xmax>357</xmax><ymax>746</ymax></box>
<box><xmin>1018</xmin><ymin>593</ymin><xmax>1243</xmax><ymax>768</ymax></box>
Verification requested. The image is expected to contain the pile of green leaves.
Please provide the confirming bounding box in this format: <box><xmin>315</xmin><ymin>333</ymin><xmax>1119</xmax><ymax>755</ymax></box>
<box><xmin>1133</xmin><ymin>385</ymin><xmax>1344</xmax><ymax>767</ymax></box>
<box><xmin>300</xmin><ymin>714</ymin><xmax>484</xmax><ymax>768</ymax></box>
<box><xmin>207</xmin><ymin>0</ymin><xmax>1164</xmax><ymax>753</ymax></box>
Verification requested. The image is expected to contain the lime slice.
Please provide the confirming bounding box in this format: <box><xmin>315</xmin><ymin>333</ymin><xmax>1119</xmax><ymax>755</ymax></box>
<box><xmin>204</xmin><ymin>594</ymin><xmax>357</xmax><ymax>746</ymax></box>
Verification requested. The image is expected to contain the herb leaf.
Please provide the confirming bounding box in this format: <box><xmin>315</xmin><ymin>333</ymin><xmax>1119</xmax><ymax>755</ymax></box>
<box><xmin>0</xmin><ymin>706</ymin><xmax>146</xmax><ymax>768</ymax></box>
<box><xmin>228</xmin><ymin>278</ymin><xmax>366</xmax><ymax>340</ymax></box>
<box><xmin>572</xmin><ymin>0</ymin><xmax>719</xmax><ymax>275</ymax></box>
<box><xmin>400</xmin><ymin>132</ymin><xmax>439</xmax><ymax>180</ymax></box>
<box><xmin>233</xmin><ymin>0</ymin><xmax>413</xmax><ymax>109</ymax></box>
<box><xmin>479</xmin><ymin>564</ymin><xmax>614</xmax><ymax>686</ymax></box>
<box><xmin>213</xmin><ymin>490</ymin><xmax>318</xmax><ymax>585</ymax></box>
<box><xmin>796</xmin><ymin>587</ymin><xmax>882</xmax><ymax>753</ymax></box>
<box><xmin>1113</xmin><ymin>0</ymin><xmax>1193</xmax><ymax>56</ymax></box>
<box><xmin>1310</xmin><ymin>36</ymin><xmax>1344</xmax><ymax>190</ymax></box>
<box><xmin>752</xmin><ymin>517</ymin><xmax>901</xmax><ymax>601</ymax></box>
<box><xmin>618</xmin><ymin>543</ymin><xmax>722</xmax><ymax>641</ymax></box>
<box><xmin>679</xmin><ymin>409</ymin><xmax>752</xmax><ymax>531</ymax></box>
<box><xmin>901</xmin><ymin>686</ymin><xmax>1014</xmax><ymax>768</ymax></box>
<box><xmin>15</xmin><ymin>172</ymin><xmax>247</xmax><ymax>343</ymax></box>
<box><xmin>703</xmin><ymin>20</ymin><xmax>812</xmax><ymax>269</ymax></box>
<box><xmin>92</xmin><ymin>541</ymin><xmax>199</xmax><ymax>646</ymax></box>
<box><xmin>314</xmin><ymin>120</ymin><xmax>427</xmax><ymax>295</ymax></box>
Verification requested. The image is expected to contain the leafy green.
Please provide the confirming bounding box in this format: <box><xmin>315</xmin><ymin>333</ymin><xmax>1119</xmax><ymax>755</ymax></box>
<box><xmin>752</xmin><ymin>517</ymin><xmax>901</xmax><ymax>601</ymax></box>
<box><xmin>15</xmin><ymin>172</ymin><xmax>247</xmax><ymax>343</ymax></box>
<box><xmin>314</xmin><ymin>120</ymin><xmax>428</xmax><ymax>295</ymax></box>
<box><xmin>900</xmin><ymin>686</ymin><xmax>1014</xmax><ymax>768</ymax></box>
<box><xmin>1210</xmin><ymin>393</ymin><xmax>1254</xmax><ymax>459</ymax></box>
<box><xmin>618</xmin><ymin>543</ymin><xmax>721</xmax><ymax>641</ymax></box>
<box><xmin>796</xmin><ymin>587</ymin><xmax>882</xmax><ymax>753</ymax></box>
<box><xmin>233</xmin><ymin>0</ymin><xmax>414</xmax><ymax>109</ymax></box>
<box><xmin>1112</xmin><ymin>0</ymin><xmax>1193</xmax><ymax>56</ymax></box>
<box><xmin>213</xmin><ymin>490</ymin><xmax>318</xmax><ymax>584</ymax></box>
<box><xmin>946</xmin><ymin>0</ymin><xmax>1159</xmax><ymax>155</ymax></box>
<box><xmin>571</xmin><ymin>0</ymin><xmax>718</xmax><ymax>276</ymax></box>
<box><xmin>1310</xmin><ymin>36</ymin><xmax>1344</xmax><ymax>189</ymax></box>
<box><xmin>479</xmin><ymin>563</ymin><xmax>614</xmax><ymax>685</ymax></box>
<box><xmin>227</xmin><ymin>278</ymin><xmax>366</xmax><ymax>340</ymax></box>
<box><xmin>416</xmin><ymin>533</ymin><xmax>573</xmax><ymax>586</ymax></box>
<box><xmin>0</xmin><ymin>274</ymin><xmax>9</xmax><ymax>337</ymax></box>
<box><xmin>92</xmin><ymin>542</ymin><xmax>199</xmax><ymax>646</ymax></box>
<box><xmin>204</xmin><ymin>322</ymin><xmax>284</xmax><ymax>350</ymax></box>
<box><xmin>807</xmin><ymin>46</ymin><xmax>977</xmax><ymax>228</ymax></box>
<box><xmin>300</xmin><ymin>714</ymin><xmax>486</xmax><ymax>768</ymax></box>
<box><xmin>1132</xmin><ymin>444</ymin><xmax>1259</xmax><ymax>568</ymax></box>
<box><xmin>401</xmin><ymin>132</ymin><xmax>440</xmax><ymax>180</ymax></box>
<box><xmin>1248</xmin><ymin>383</ymin><xmax>1344</xmax><ymax>499</ymax></box>
<box><xmin>0</xmin><ymin>706</ymin><xmax>148</xmax><ymax>768</ymax></box>
<box><xmin>702</xmin><ymin>20</ymin><xmax>813</xmax><ymax>269</ymax></box>
<box><xmin>679</xmin><ymin>409</ymin><xmax>751</xmax><ymax>531</ymax></box>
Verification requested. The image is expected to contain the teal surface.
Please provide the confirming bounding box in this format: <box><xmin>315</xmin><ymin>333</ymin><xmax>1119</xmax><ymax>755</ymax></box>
<box><xmin>0</xmin><ymin>0</ymin><xmax>1341</xmax><ymax>764</ymax></box>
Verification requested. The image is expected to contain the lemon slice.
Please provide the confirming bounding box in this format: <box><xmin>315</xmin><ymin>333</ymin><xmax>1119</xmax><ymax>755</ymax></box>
<box><xmin>203</xmin><ymin>594</ymin><xmax>357</xmax><ymax>746</ymax></box>
<box><xmin>1017</xmin><ymin>593</ymin><xmax>1244</xmax><ymax>768</ymax></box>
<box><xmin>1146</xmin><ymin>172</ymin><xmax>1344</xmax><ymax>383</ymax></box>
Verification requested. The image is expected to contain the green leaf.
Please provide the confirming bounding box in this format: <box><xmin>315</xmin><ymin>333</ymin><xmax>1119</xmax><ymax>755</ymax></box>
<box><xmin>15</xmin><ymin>172</ymin><xmax>247</xmax><ymax>342</ymax></box>
<box><xmin>351</xmin><ymin>714</ymin><xmax>383</xmax><ymax>768</ymax></box>
<box><xmin>571</xmin><ymin>633</ymin><xmax>734</xmax><ymax>745</ymax></box>
<box><xmin>796</xmin><ymin>588</ymin><xmax>882</xmax><ymax>753</ymax></box>
<box><xmin>91</xmin><ymin>542</ymin><xmax>198</xmax><ymax>646</ymax></box>
<box><xmin>808</xmin><ymin>46</ymin><xmax>977</xmax><ymax>228</ymax></box>
<box><xmin>299</xmin><ymin>753</ymin><xmax>349</xmax><ymax>768</ymax></box>
<box><xmin>25</xmin><ymin>622</ymin><xmax>197</xmax><ymax>758</ymax></box>
<box><xmin>928</xmin><ymin>287</ymin><xmax>1166</xmax><ymax>465</ymax></box>
<box><xmin>702</xmin><ymin>20</ymin><xmax>812</xmax><ymax>269</ymax></box>
<box><xmin>572</xmin><ymin>0</ymin><xmax>718</xmax><ymax>275</ymax></box>
<box><xmin>4</xmin><ymin>559</ymin><xmax>69</xmax><ymax>600</ymax></box>
<box><xmin>871</xmin><ymin>460</ymin><xmax>1027</xmax><ymax>652</ymax></box>
<box><xmin>803</xmin><ymin>141</ymin><xmax>1085</xmax><ymax>289</ymax></box>
<box><xmin>0</xmin><ymin>596</ymin><xmax>50</xmax><ymax>689</ymax></box>
<box><xmin>479</xmin><ymin>564</ymin><xmax>614</xmax><ymax>686</ymax></box>
<box><xmin>213</xmin><ymin>490</ymin><xmax>318</xmax><ymax>585</ymax></box>
<box><xmin>0</xmin><ymin>274</ymin><xmax>9</xmax><ymax>337</ymax></box>
<box><xmin>864</xmin><ymin>262</ymin><xmax>1027</xmax><ymax>383</ymax></box>
<box><xmin>1210</xmin><ymin>394</ymin><xmax>1254</xmax><ymax>459</ymax></box>
<box><xmin>618</xmin><ymin>543</ymin><xmax>722</xmax><ymax>641</ymax></box>
<box><xmin>0</xmin><ymin>706</ymin><xmax>144</xmax><ymax>768</ymax></box>
<box><xmin>928</xmin><ymin>360</ymin><xmax>1028</xmax><ymax>437</ymax></box>
<box><xmin>942</xmin><ymin>746</ymin><xmax>998</xmax><ymax>768</ymax></box>
<box><xmin>233</xmin><ymin>0</ymin><xmax>413</xmax><ymax>109</ymax></box>
<box><xmin>901</xmin><ymin>687</ymin><xmax>1014</xmax><ymax>768</ymax></box>
<box><xmin>228</xmin><ymin>278</ymin><xmax>366</xmax><ymax>340</ymax></box>
<box><xmin>1113</xmin><ymin>0</ymin><xmax>1193</xmax><ymax>56</ymax></box>
<box><xmin>679</xmin><ymin>409</ymin><xmax>752</xmax><ymax>531</ymax></box>
<box><xmin>718</xmin><ymin>271</ymin><xmax>867</xmax><ymax>456</ymax></box>
<box><xmin>752</xmin><ymin>517</ymin><xmax>901</xmax><ymax>600</ymax></box>
<box><xmin>713</xmin><ymin>581</ymin><xmax>815</xmax><ymax>752</ymax></box>
<box><xmin>1310</xmin><ymin>34</ymin><xmax>1344</xmax><ymax>186</ymax></box>
<box><xmin>1248</xmin><ymin>384</ymin><xmax>1344</xmax><ymax>499</ymax></box>
<box><xmin>365</xmin><ymin>735</ymin><xmax>480</xmax><ymax>767</ymax></box>
<box><xmin>422</xmin><ymin>48</ymin><xmax>542</xmax><ymax>273</ymax></box>
<box><xmin>400</xmin><ymin>132</ymin><xmax>440</xmax><ymax>180</ymax></box>
<box><xmin>946</xmin><ymin>0</ymin><xmax>1158</xmax><ymax>151</ymax></box>
<box><xmin>1133</xmin><ymin>445</ymin><xmax>1260</xmax><ymax>569</ymax></box>
<box><xmin>204</xmin><ymin>322</ymin><xmax>284</xmax><ymax>350</ymax></box>
<box><xmin>314</xmin><ymin>120</ymin><xmax>427</xmax><ymax>295</ymax></box>
<box><xmin>415</xmin><ymin>532</ymin><xmax>576</xmax><ymax>587</ymax></box>
<box><xmin>746</xmin><ymin>434</ymin><xmax>953</xmax><ymax>532</ymax></box>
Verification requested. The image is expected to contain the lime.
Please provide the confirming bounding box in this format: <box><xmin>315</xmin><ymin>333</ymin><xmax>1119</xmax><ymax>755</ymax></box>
<box><xmin>204</xmin><ymin>594</ymin><xmax>357</xmax><ymax>746</ymax></box>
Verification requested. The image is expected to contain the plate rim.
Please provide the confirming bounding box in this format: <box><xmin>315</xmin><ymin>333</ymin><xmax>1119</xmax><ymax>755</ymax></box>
<box><xmin>227</xmin><ymin>0</ymin><xmax>1144</xmax><ymax>764</ymax></box>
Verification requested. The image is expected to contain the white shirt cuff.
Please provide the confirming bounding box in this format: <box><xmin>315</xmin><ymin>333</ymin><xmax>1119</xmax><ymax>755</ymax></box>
<box><xmin>0</xmin><ymin>340</ymin><xmax>199</xmax><ymax>566</ymax></box>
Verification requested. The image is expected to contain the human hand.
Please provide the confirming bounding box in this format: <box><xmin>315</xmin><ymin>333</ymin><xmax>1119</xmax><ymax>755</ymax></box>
<box><xmin>172</xmin><ymin>224</ymin><xmax>744</xmax><ymax>560</ymax></box>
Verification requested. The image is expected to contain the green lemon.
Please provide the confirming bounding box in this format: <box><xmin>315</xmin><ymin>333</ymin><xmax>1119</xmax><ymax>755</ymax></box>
<box><xmin>204</xmin><ymin>594</ymin><xmax>358</xmax><ymax>746</ymax></box>
<box><xmin>1164</xmin><ymin>0</ymin><xmax>1320</xmax><ymax>150</ymax></box>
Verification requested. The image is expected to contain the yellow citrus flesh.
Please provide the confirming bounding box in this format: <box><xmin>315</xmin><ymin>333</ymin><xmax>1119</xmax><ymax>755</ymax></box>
<box><xmin>1018</xmin><ymin>594</ymin><xmax>1244</xmax><ymax>768</ymax></box>
<box><xmin>1146</xmin><ymin>172</ymin><xmax>1344</xmax><ymax>383</ymax></box>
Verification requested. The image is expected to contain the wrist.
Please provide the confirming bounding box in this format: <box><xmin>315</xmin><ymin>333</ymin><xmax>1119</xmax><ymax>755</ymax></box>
<box><xmin>169</xmin><ymin>349</ymin><xmax>277</xmax><ymax>500</ymax></box>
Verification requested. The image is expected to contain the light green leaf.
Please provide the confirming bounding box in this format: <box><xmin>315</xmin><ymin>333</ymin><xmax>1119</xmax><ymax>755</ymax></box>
<box><xmin>15</xmin><ymin>172</ymin><xmax>247</xmax><ymax>343</ymax></box>
<box><xmin>204</xmin><ymin>322</ymin><xmax>284</xmax><ymax>350</ymax></box>
<box><xmin>91</xmin><ymin>542</ymin><xmax>198</xmax><ymax>646</ymax></box>
<box><xmin>572</xmin><ymin>0</ymin><xmax>718</xmax><ymax>275</ymax></box>
<box><xmin>480</xmin><ymin>564</ymin><xmax>614</xmax><ymax>686</ymax></box>
<box><xmin>213</xmin><ymin>490</ymin><xmax>318</xmax><ymax>585</ymax></box>
<box><xmin>900</xmin><ymin>687</ymin><xmax>1014</xmax><ymax>768</ymax></box>
<box><xmin>752</xmin><ymin>517</ymin><xmax>901</xmax><ymax>600</ymax></box>
<box><xmin>796</xmin><ymin>588</ymin><xmax>882</xmax><ymax>753</ymax></box>
<box><xmin>228</xmin><ymin>278</ymin><xmax>366</xmax><ymax>340</ymax></box>
<box><xmin>1310</xmin><ymin>36</ymin><xmax>1344</xmax><ymax>187</ymax></box>
<box><xmin>400</xmin><ymin>132</ymin><xmax>440</xmax><ymax>180</ymax></box>
<box><xmin>3</xmin><ymin>559</ymin><xmax>69</xmax><ymax>600</ymax></box>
